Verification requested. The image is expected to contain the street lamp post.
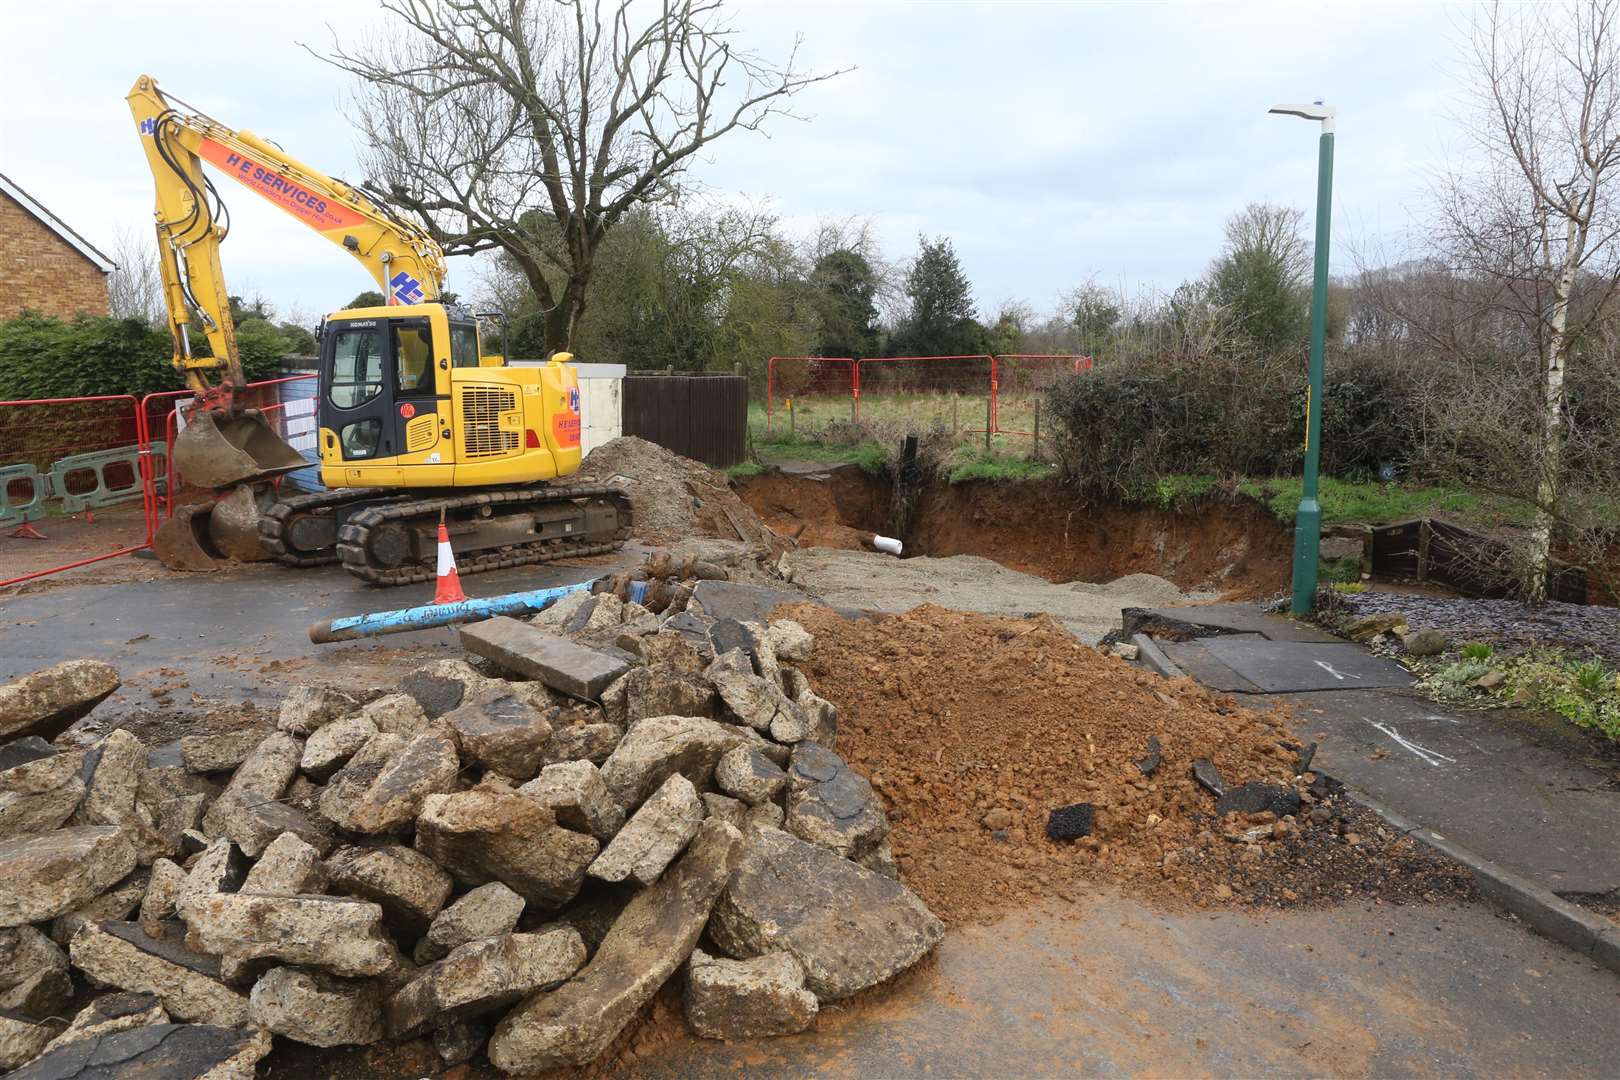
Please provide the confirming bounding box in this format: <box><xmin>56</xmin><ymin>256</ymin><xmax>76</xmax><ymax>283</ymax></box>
<box><xmin>1269</xmin><ymin>102</ymin><xmax>1335</xmax><ymax>615</ymax></box>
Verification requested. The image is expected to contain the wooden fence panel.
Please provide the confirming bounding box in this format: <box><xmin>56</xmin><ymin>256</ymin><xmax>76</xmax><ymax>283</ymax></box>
<box><xmin>621</xmin><ymin>374</ymin><xmax>746</xmax><ymax>468</ymax></box>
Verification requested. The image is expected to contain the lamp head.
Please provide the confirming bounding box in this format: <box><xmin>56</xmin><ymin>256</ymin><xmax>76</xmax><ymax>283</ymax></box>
<box><xmin>1270</xmin><ymin>102</ymin><xmax>1335</xmax><ymax>132</ymax></box>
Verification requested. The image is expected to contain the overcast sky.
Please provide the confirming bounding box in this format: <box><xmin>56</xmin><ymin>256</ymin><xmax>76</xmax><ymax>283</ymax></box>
<box><xmin>2</xmin><ymin>0</ymin><xmax>1469</xmax><ymax>325</ymax></box>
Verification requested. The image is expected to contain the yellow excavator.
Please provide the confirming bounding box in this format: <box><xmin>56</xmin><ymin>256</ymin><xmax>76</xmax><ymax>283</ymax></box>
<box><xmin>127</xmin><ymin>75</ymin><xmax>630</xmax><ymax>584</ymax></box>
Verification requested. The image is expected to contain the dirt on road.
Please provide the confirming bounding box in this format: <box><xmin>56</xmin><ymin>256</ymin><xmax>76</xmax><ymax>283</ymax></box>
<box><xmin>789</xmin><ymin>602</ymin><xmax>1477</xmax><ymax>925</ymax></box>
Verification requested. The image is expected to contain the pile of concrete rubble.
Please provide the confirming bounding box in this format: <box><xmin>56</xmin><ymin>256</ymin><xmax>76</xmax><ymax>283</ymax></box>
<box><xmin>0</xmin><ymin>580</ymin><xmax>942</xmax><ymax>1076</ymax></box>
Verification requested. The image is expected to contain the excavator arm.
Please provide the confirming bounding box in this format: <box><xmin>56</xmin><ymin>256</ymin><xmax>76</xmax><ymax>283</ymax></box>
<box><xmin>126</xmin><ymin>73</ymin><xmax>449</xmax><ymax>487</ymax></box>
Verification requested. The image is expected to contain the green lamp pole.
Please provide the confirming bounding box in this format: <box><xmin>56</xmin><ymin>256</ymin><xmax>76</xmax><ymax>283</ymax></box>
<box><xmin>1270</xmin><ymin>101</ymin><xmax>1336</xmax><ymax>615</ymax></box>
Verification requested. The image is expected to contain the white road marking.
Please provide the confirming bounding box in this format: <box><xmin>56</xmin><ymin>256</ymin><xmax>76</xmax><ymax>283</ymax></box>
<box><xmin>1367</xmin><ymin>721</ymin><xmax>1457</xmax><ymax>767</ymax></box>
<box><xmin>1313</xmin><ymin>660</ymin><xmax>1364</xmax><ymax>681</ymax></box>
<box><xmin>1423</xmin><ymin>714</ymin><xmax>1463</xmax><ymax>725</ymax></box>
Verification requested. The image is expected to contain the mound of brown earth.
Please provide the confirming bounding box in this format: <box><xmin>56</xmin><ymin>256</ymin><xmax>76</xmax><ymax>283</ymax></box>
<box><xmin>576</xmin><ymin>437</ymin><xmax>782</xmax><ymax>551</ymax></box>
<box><xmin>786</xmin><ymin>603</ymin><xmax>1476</xmax><ymax>924</ymax></box>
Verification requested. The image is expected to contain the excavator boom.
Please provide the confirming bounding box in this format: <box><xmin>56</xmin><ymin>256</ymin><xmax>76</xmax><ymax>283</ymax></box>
<box><xmin>126</xmin><ymin>74</ymin><xmax>447</xmax><ymax>488</ymax></box>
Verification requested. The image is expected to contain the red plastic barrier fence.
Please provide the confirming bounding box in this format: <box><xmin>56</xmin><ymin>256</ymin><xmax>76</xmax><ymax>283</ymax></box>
<box><xmin>763</xmin><ymin>354</ymin><xmax>1092</xmax><ymax>436</ymax></box>
<box><xmin>1</xmin><ymin>375</ymin><xmax>318</xmax><ymax>589</ymax></box>
<box><xmin>0</xmin><ymin>394</ymin><xmax>153</xmax><ymax>589</ymax></box>
<box><xmin>765</xmin><ymin>357</ymin><xmax>855</xmax><ymax>433</ymax></box>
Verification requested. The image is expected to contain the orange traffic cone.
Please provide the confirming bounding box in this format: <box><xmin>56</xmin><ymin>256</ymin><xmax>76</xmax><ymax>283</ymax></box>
<box><xmin>433</xmin><ymin>510</ymin><xmax>467</xmax><ymax>604</ymax></box>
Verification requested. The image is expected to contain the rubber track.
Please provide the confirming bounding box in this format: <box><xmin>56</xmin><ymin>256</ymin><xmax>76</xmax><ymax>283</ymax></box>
<box><xmin>335</xmin><ymin>484</ymin><xmax>633</xmax><ymax>586</ymax></box>
<box><xmin>258</xmin><ymin>487</ymin><xmax>395</xmax><ymax>567</ymax></box>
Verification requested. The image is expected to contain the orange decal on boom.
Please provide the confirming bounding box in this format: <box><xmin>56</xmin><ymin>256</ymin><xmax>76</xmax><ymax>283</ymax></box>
<box><xmin>198</xmin><ymin>138</ymin><xmax>365</xmax><ymax>232</ymax></box>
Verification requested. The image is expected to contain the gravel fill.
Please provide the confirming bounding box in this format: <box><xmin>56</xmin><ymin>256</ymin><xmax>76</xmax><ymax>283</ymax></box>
<box><xmin>1343</xmin><ymin>591</ymin><xmax>1620</xmax><ymax>661</ymax></box>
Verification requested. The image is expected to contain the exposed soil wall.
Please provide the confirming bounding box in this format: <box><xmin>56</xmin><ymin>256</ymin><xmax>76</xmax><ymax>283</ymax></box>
<box><xmin>736</xmin><ymin>465</ymin><xmax>1293</xmax><ymax>596</ymax></box>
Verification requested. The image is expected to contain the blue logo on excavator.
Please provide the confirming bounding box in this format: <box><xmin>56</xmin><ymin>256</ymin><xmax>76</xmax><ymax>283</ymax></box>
<box><xmin>389</xmin><ymin>271</ymin><xmax>425</xmax><ymax>305</ymax></box>
<box><xmin>139</xmin><ymin>118</ymin><xmax>157</xmax><ymax>135</ymax></box>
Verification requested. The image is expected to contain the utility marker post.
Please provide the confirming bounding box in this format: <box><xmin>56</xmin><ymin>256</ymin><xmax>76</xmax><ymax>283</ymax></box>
<box><xmin>1270</xmin><ymin>101</ymin><xmax>1336</xmax><ymax>615</ymax></box>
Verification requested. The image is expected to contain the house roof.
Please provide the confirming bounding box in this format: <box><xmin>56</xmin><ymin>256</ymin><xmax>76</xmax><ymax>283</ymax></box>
<box><xmin>0</xmin><ymin>170</ymin><xmax>115</xmax><ymax>274</ymax></box>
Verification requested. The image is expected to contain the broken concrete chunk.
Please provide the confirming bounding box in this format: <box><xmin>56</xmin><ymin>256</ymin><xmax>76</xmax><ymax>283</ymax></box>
<box><xmin>700</xmin><ymin>792</ymin><xmax>747</xmax><ymax>830</ymax></box>
<box><xmin>48</xmin><ymin>869</ymin><xmax>149</xmax><ymax>946</ymax></box>
<box><xmin>619</xmin><ymin>665</ymin><xmax>717</xmax><ymax>723</ymax></box>
<box><xmin>588</xmin><ymin>773</ymin><xmax>704</xmax><ymax>887</ymax></box>
<box><xmin>0</xmin><ymin>738</ymin><xmax>57</xmax><ymax>773</ymax></box>
<box><xmin>180</xmin><ymin>893</ymin><xmax>400</xmax><ymax>978</ymax></box>
<box><xmin>250</xmin><ymin>966</ymin><xmax>384</xmax><ymax>1047</ymax></box>
<box><xmin>0</xmin><ymin>826</ymin><xmax>137</xmax><ymax>927</ymax></box>
<box><xmin>1137</xmin><ymin>736</ymin><xmax>1162</xmax><ymax>777</ymax></box>
<box><xmin>634</xmin><ymin>630</ymin><xmax>706</xmax><ymax>674</ymax></box>
<box><xmin>319</xmin><ymin>732</ymin><xmax>459</xmax><ymax>835</ymax></box>
<box><xmin>70</xmin><ymin>731</ymin><xmax>170</xmax><ymax>861</ymax></box>
<box><xmin>459</xmin><ymin>617</ymin><xmax>632</xmax><ymax>701</ymax></box>
<box><xmin>387</xmin><ymin>928</ymin><xmax>586</xmax><ymax>1039</ymax></box>
<box><xmin>714</xmin><ymin>746</ymin><xmax>787</xmax><ymax>807</ymax></box>
<box><xmin>0</xmin><ymin>927</ymin><xmax>71</xmax><ymax>1020</ymax></box>
<box><xmin>200</xmin><ymin>732</ymin><xmax>301</xmax><ymax>840</ymax></box>
<box><xmin>325</xmin><ymin>844</ymin><xmax>454</xmax><ymax>937</ymax></box>
<box><xmin>685</xmin><ymin>948</ymin><xmax>818</xmax><ymax>1040</ymax></box>
<box><xmin>179</xmin><ymin>729</ymin><xmax>270</xmax><ymax>775</ymax></box>
<box><xmin>488</xmin><ymin>818</ymin><xmax>742</xmax><ymax>1073</ymax></box>
<box><xmin>175</xmin><ymin>839</ymin><xmax>247</xmax><ymax>915</ymax></box>
<box><xmin>537</xmin><ymin>722</ymin><xmax>622</xmax><ymax>768</ymax></box>
<box><xmin>1215</xmin><ymin>782</ymin><xmax>1302</xmax><ymax>819</ymax></box>
<box><xmin>1192</xmin><ymin>759</ymin><xmax>1227</xmax><ymax>798</ymax></box>
<box><xmin>518</xmin><ymin>761</ymin><xmax>623</xmax><ymax>840</ymax></box>
<box><xmin>598</xmin><ymin>715</ymin><xmax>748</xmax><ymax>813</ymax></box>
<box><xmin>445</xmin><ymin>694</ymin><xmax>554</xmax><ymax>780</ymax></box>
<box><xmin>529</xmin><ymin>588</ymin><xmax>592</xmax><ymax>632</ymax></box>
<box><xmin>0</xmin><ymin>660</ymin><xmax>119</xmax><ymax>743</ymax></box>
<box><xmin>0</xmin><ymin>1011</ymin><xmax>57</xmax><ymax>1072</ymax></box>
<box><xmin>782</xmin><ymin>744</ymin><xmax>887</xmax><ymax>860</ymax></box>
<box><xmin>40</xmin><ymin>992</ymin><xmax>167</xmax><ymax>1055</ymax></box>
<box><xmin>433</xmin><ymin>1017</ymin><xmax>487</xmax><ymax>1066</ymax></box>
<box><xmin>300</xmin><ymin>715</ymin><xmax>376</xmax><ymax>782</ymax></box>
<box><xmin>202</xmin><ymin>790</ymin><xmax>332</xmax><ymax>859</ymax></box>
<box><xmin>67</xmin><ymin>921</ymin><xmax>248</xmax><ymax>1026</ymax></box>
<box><xmin>241</xmin><ymin>831</ymin><xmax>327</xmax><ymax>897</ymax></box>
<box><xmin>768</xmin><ymin>697</ymin><xmax>811</xmax><ymax>744</ymax></box>
<box><xmin>710</xmin><ymin>827</ymin><xmax>942</xmax><ymax>1001</ymax></box>
<box><xmin>856</xmin><ymin>840</ymin><xmax>899</xmax><ymax>879</ymax></box>
<box><xmin>277</xmin><ymin>685</ymin><xmax>359</xmax><ymax>736</ymax></box>
<box><xmin>414</xmin><ymin>881</ymin><xmax>526</xmax><ymax>965</ymax></box>
<box><xmin>1046</xmin><ymin>803</ymin><xmax>1095</xmax><ymax>841</ymax></box>
<box><xmin>710</xmin><ymin>670</ymin><xmax>781</xmax><ymax>732</ymax></box>
<box><xmin>139</xmin><ymin>859</ymin><xmax>187</xmax><ymax>938</ymax></box>
<box><xmin>8</xmin><ymin>1022</ymin><xmax>271</xmax><ymax>1080</ymax></box>
<box><xmin>415</xmin><ymin>783</ymin><xmax>599</xmax><ymax>910</ymax></box>
<box><xmin>766</xmin><ymin>620</ymin><xmax>814</xmax><ymax>663</ymax></box>
<box><xmin>360</xmin><ymin>692</ymin><xmax>431</xmax><ymax>737</ymax></box>
<box><xmin>0</xmin><ymin>749</ymin><xmax>86</xmax><ymax>842</ymax></box>
<box><xmin>797</xmin><ymin>689</ymin><xmax>838</xmax><ymax>747</ymax></box>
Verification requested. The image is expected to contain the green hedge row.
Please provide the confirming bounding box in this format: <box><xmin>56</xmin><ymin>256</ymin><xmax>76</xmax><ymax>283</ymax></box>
<box><xmin>0</xmin><ymin>311</ymin><xmax>293</xmax><ymax>400</ymax></box>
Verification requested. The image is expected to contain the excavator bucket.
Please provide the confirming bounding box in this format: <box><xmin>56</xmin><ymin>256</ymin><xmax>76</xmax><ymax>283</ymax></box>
<box><xmin>151</xmin><ymin>503</ymin><xmax>227</xmax><ymax>572</ymax></box>
<box><xmin>172</xmin><ymin>409</ymin><xmax>307</xmax><ymax>490</ymax></box>
<box><xmin>206</xmin><ymin>483</ymin><xmax>276</xmax><ymax>563</ymax></box>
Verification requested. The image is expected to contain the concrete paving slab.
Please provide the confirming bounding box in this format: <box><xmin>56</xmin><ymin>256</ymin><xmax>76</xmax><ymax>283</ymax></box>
<box><xmin>1285</xmin><ymin>689</ymin><xmax>1620</xmax><ymax>897</ymax></box>
<box><xmin>1123</xmin><ymin>602</ymin><xmax>1343</xmax><ymax>642</ymax></box>
<box><xmin>1200</xmin><ymin>638</ymin><xmax>1415</xmax><ymax>692</ymax></box>
<box><xmin>1158</xmin><ymin>637</ymin><xmax>1264</xmax><ymax>693</ymax></box>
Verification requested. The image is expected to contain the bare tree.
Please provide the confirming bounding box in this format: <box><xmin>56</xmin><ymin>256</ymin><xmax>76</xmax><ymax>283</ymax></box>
<box><xmin>318</xmin><ymin>0</ymin><xmax>843</xmax><ymax>353</ymax></box>
<box><xmin>1366</xmin><ymin>0</ymin><xmax>1620</xmax><ymax>600</ymax></box>
<box><xmin>106</xmin><ymin>228</ymin><xmax>164</xmax><ymax>325</ymax></box>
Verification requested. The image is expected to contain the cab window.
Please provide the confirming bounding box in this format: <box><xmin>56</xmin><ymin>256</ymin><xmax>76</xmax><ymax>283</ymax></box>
<box><xmin>450</xmin><ymin>323</ymin><xmax>480</xmax><ymax>368</ymax></box>
<box><xmin>327</xmin><ymin>325</ymin><xmax>383</xmax><ymax>409</ymax></box>
<box><xmin>392</xmin><ymin>320</ymin><xmax>434</xmax><ymax>392</ymax></box>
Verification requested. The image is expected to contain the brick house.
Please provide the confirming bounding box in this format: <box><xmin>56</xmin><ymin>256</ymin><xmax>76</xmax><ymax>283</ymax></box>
<box><xmin>0</xmin><ymin>170</ymin><xmax>115</xmax><ymax>321</ymax></box>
